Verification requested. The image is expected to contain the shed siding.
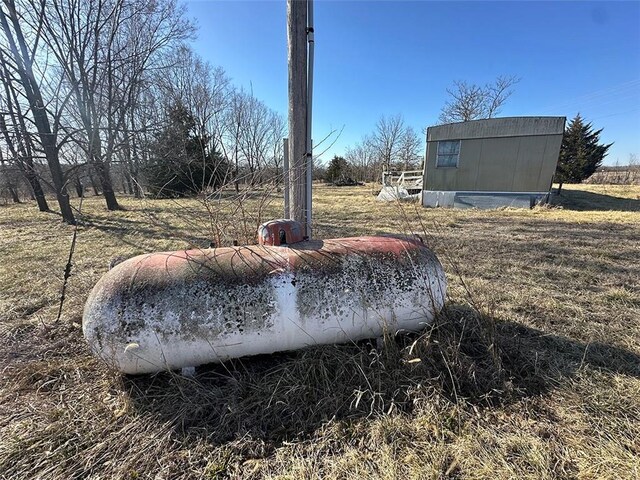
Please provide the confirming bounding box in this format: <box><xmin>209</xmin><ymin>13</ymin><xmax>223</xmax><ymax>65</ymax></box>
<box><xmin>476</xmin><ymin>136</ymin><xmax>521</xmax><ymax>190</ymax></box>
<box><xmin>424</xmin><ymin>133</ymin><xmax>563</xmax><ymax>192</ymax></box>
<box><xmin>538</xmin><ymin>134</ymin><xmax>563</xmax><ymax>191</ymax></box>
<box><xmin>512</xmin><ymin>136</ymin><xmax>547</xmax><ymax>191</ymax></box>
<box><xmin>427</xmin><ymin>116</ymin><xmax>565</xmax><ymax>141</ymax></box>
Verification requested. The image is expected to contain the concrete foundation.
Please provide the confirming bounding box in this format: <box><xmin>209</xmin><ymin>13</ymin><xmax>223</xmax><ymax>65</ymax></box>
<box><xmin>422</xmin><ymin>190</ymin><xmax>547</xmax><ymax>209</ymax></box>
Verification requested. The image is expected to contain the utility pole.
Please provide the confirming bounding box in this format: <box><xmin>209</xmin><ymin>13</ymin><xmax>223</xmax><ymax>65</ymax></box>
<box><xmin>287</xmin><ymin>0</ymin><xmax>313</xmax><ymax>238</ymax></box>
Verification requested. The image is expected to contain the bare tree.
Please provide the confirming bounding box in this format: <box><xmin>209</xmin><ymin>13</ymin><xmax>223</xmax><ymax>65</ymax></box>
<box><xmin>155</xmin><ymin>45</ymin><xmax>229</xmax><ymax>191</ymax></box>
<box><xmin>345</xmin><ymin>134</ymin><xmax>376</xmax><ymax>182</ymax></box>
<box><xmin>125</xmin><ymin>84</ymin><xmax>163</xmax><ymax>197</ymax></box>
<box><xmin>439</xmin><ymin>81</ymin><xmax>486</xmax><ymax>123</ymax></box>
<box><xmin>31</xmin><ymin>0</ymin><xmax>121</xmax><ymax>210</ymax></box>
<box><xmin>0</xmin><ymin>0</ymin><xmax>75</xmax><ymax>223</ymax></box>
<box><xmin>372</xmin><ymin>114</ymin><xmax>405</xmax><ymax>172</ymax></box>
<box><xmin>200</xmin><ymin>84</ymin><xmax>288</xmax><ymax>190</ymax></box>
<box><xmin>111</xmin><ymin>7</ymin><xmax>195</xmax><ymax>198</ymax></box>
<box><xmin>3</xmin><ymin>0</ymin><xmax>289</xmax><ymax>211</ymax></box>
<box><xmin>486</xmin><ymin>75</ymin><xmax>520</xmax><ymax>118</ymax></box>
<box><xmin>439</xmin><ymin>75</ymin><xmax>520</xmax><ymax>124</ymax></box>
<box><xmin>0</xmin><ymin>146</ymin><xmax>20</xmax><ymax>202</ymax></box>
<box><xmin>0</xmin><ymin>50</ymin><xmax>50</xmax><ymax>210</ymax></box>
<box><xmin>223</xmin><ymin>89</ymin><xmax>247</xmax><ymax>192</ymax></box>
<box><xmin>31</xmin><ymin>0</ymin><xmax>192</xmax><ymax>210</ymax></box>
<box><xmin>398</xmin><ymin>126</ymin><xmax>422</xmax><ymax>170</ymax></box>
<box><xmin>343</xmin><ymin>115</ymin><xmax>424</xmax><ymax>181</ymax></box>
<box><xmin>268</xmin><ymin>112</ymin><xmax>286</xmax><ymax>185</ymax></box>
<box><xmin>369</xmin><ymin>114</ymin><xmax>422</xmax><ymax>172</ymax></box>
<box><xmin>238</xmin><ymin>92</ymin><xmax>272</xmax><ymax>182</ymax></box>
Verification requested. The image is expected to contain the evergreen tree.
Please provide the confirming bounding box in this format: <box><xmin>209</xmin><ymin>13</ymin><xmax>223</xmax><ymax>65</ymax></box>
<box><xmin>325</xmin><ymin>156</ymin><xmax>351</xmax><ymax>184</ymax></box>
<box><xmin>556</xmin><ymin>114</ymin><xmax>612</xmax><ymax>193</ymax></box>
<box><xmin>143</xmin><ymin>102</ymin><xmax>227</xmax><ymax>197</ymax></box>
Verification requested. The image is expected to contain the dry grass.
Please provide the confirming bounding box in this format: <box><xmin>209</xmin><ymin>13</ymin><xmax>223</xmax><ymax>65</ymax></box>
<box><xmin>0</xmin><ymin>184</ymin><xmax>639</xmax><ymax>479</ymax></box>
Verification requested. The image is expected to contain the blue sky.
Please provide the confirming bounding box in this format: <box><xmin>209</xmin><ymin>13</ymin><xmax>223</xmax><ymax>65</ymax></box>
<box><xmin>187</xmin><ymin>0</ymin><xmax>640</xmax><ymax>166</ymax></box>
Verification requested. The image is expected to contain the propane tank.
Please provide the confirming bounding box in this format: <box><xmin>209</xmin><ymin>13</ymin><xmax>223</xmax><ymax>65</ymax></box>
<box><xmin>83</xmin><ymin>222</ymin><xmax>446</xmax><ymax>374</ymax></box>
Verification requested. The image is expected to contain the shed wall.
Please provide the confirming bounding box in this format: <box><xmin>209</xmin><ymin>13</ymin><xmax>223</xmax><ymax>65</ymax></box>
<box><xmin>424</xmin><ymin>134</ymin><xmax>563</xmax><ymax>192</ymax></box>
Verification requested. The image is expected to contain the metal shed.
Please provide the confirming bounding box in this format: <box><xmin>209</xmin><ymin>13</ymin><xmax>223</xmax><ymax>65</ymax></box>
<box><xmin>422</xmin><ymin>116</ymin><xmax>565</xmax><ymax>209</ymax></box>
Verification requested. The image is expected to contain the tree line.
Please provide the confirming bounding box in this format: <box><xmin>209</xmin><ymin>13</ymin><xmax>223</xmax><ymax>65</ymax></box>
<box><xmin>0</xmin><ymin>5</ymin><xmax>620</xmax><ymax>220</ymax></box>
<box><xmin>336</xmin><ymin>114</ymin><xmax>422</xmax><ymax>183</ymax></box>
<box><xmin>0</xmin><ymin>0</ymin><xmax>286</xmax><ymax>224</ymax></box>
<box><xmin>329</xmin><ymin>76</ymin><xmax>521</xmax><ymax>184</ymax></box>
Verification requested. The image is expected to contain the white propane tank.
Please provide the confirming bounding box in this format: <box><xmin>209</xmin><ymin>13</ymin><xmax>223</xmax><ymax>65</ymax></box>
<box><xmin>83</xmin><ymin>234</ymin><xmax>446</xmax><ymax>374</ymax></box>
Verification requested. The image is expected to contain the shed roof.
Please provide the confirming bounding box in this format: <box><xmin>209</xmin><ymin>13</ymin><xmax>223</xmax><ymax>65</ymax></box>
<box><xmin>427</xmin><ymin>116</ymin><xmax>566</xmax><ymax>142</ymax></box>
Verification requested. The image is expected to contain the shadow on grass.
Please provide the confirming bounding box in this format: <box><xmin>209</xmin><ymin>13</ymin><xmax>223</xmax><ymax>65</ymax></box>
<box><xmin>551</xmin><ymin>188</ymin><xmax>640</xmax><ymax>211</ymax></box>
<box><xmin>123</xmin><ymin>303</ymin><xmax>640</xmax><ymax>447</ymax></box>
<box><xmin>81</xmin><ymin>214</ymin><xmax>213</xmax><ymax>251</ymax></box>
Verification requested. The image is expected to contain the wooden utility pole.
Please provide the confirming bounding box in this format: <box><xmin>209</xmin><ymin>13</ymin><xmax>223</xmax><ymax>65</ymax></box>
<box><xmin>283</xmin><ymin>138</ymin><xmax>290</xmax><ymax>218</ymax></box>
<box><xmin>287</xmin><ymin>0</ymin><xmax>308</xmax><ymax>234</ymax></box>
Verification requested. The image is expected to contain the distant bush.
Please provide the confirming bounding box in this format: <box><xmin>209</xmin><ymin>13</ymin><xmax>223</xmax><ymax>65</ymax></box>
<box><xmin>585</xmin><ymin>165</ymin><xmax>640</xmax><ymax>185</ymax></box>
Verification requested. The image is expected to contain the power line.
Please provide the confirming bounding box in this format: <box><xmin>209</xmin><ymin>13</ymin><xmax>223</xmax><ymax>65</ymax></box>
<box><xmin>537</xmin><ymin>79</ymin><xmax>640</xmax><ymax>114</ymax></box>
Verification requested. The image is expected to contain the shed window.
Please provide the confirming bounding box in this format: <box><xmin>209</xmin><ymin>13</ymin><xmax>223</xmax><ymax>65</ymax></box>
<box><xmin>436</xmin><ymin>140</ymin><xmax>460</xmax><ymax>168</ymax></box>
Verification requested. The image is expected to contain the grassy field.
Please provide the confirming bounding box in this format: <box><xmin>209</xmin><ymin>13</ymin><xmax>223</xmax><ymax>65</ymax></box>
<box><xmin>0</xmin><ymin>183</ymin><xmax>638</xmax><ymax>479</ymax></box>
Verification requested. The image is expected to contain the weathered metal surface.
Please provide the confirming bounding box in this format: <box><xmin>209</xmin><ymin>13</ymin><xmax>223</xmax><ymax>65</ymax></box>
<box><xmin>422</xmin><ymin>191</ymin><xmax>546</xmax><ymax>209</ymax></box>
<box><xmin>427</xmin><ymin>116</ymin><xmax>566</xmax><ymax>141</ymax></box>
<box><xmin>83</xmin><ymin>236</ymin><xmax>447</xmax><ymax>374</ymax></box>
<box><xmin>423</xmin><ymin>116</ymin><xmax>565</xmax><ymax>193</ymax></box>
<box><xmin>258</xmin><ymin>219</ymin><xmax>305</xmax><ymax>246</ymax></box>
